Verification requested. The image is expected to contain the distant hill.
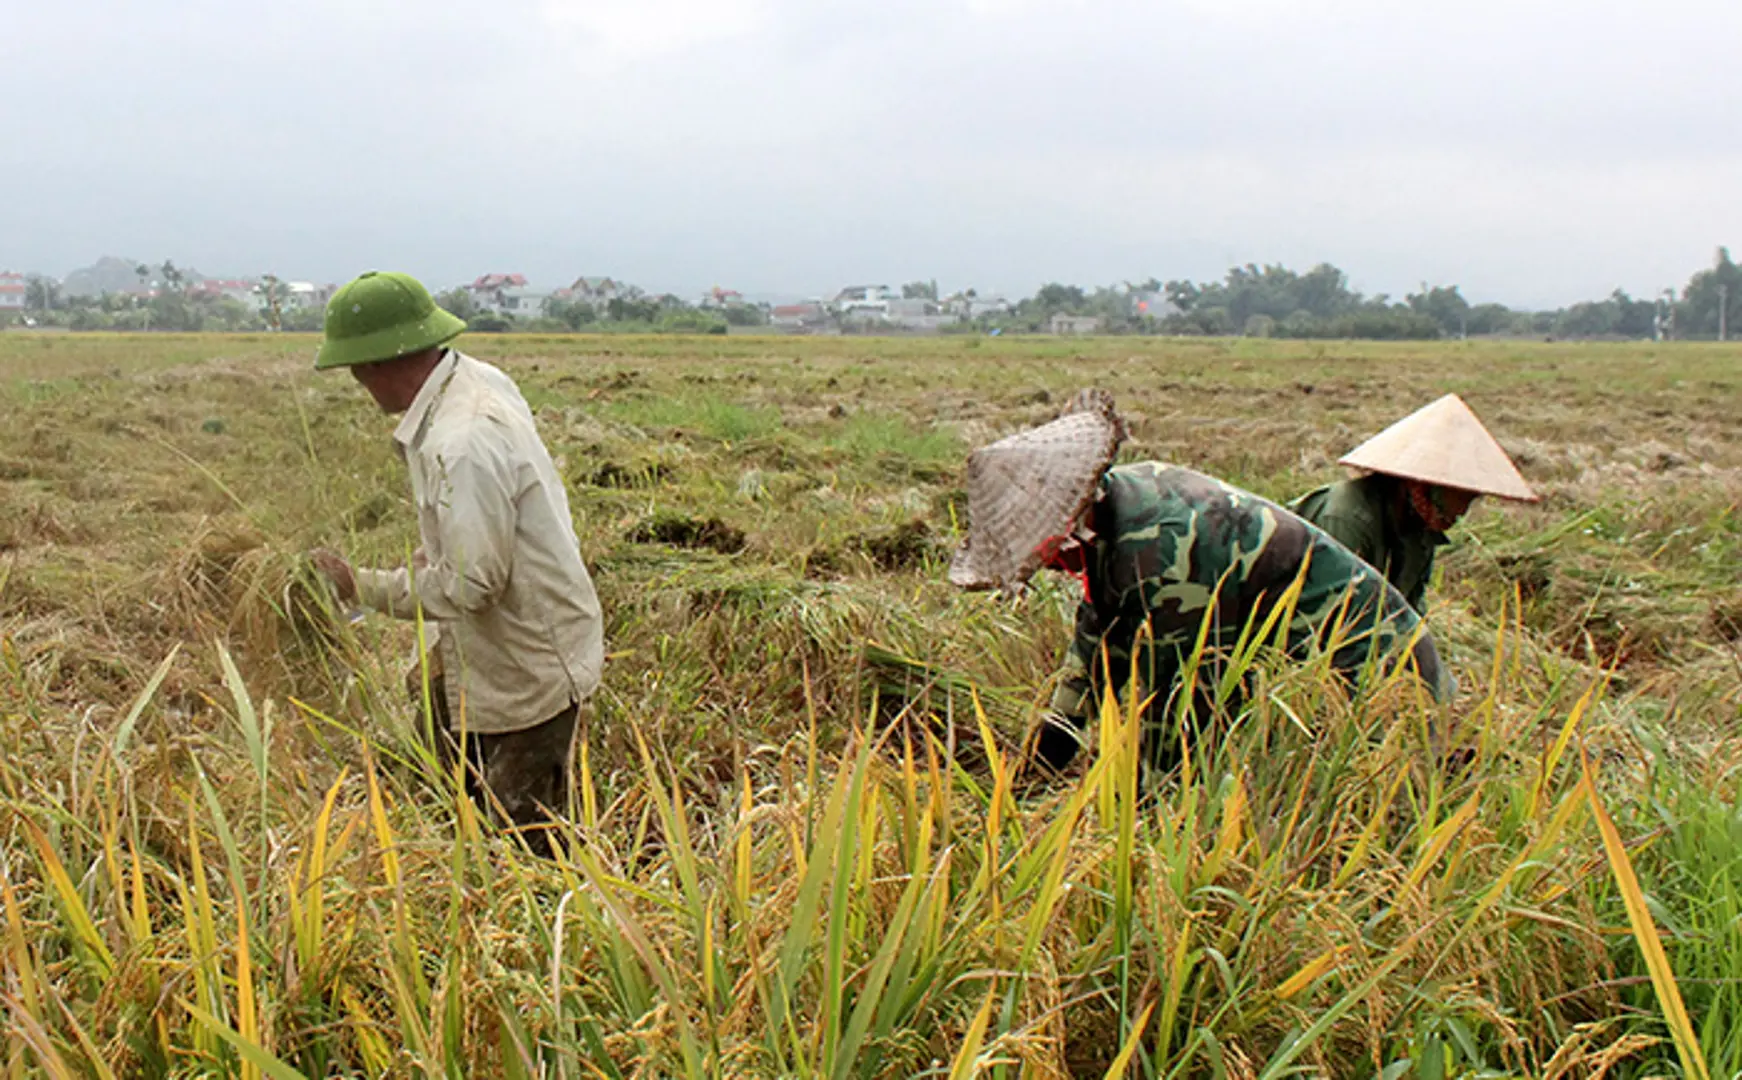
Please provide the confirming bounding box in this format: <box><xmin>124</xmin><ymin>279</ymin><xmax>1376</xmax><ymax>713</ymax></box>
<box><xmin>62</xmin><ymin>256</ymin><xmax>207</xmax><ymax>297</ymax></box>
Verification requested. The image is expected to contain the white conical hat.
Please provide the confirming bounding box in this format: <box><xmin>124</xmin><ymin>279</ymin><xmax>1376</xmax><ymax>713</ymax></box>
<box><xmin>1340</xmin><ymin>394</ymin><xmax>1537</xmax><ymax>502</ymax></box>
<box><xmin>949</xmin><ymin>389</ymin><xmax>1126</xmax><ymax>591</ymax></box>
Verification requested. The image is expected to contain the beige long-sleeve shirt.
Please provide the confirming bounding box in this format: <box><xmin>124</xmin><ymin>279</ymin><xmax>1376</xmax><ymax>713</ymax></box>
<box><xmin>355</xmin><ymin>350</ymin><xmax>603</xmax><ymax>733</ymax></box>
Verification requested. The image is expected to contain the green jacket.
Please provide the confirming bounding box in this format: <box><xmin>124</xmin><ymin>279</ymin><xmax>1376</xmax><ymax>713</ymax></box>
<box><xmin>1041</xmin><ymin>464</ymin><xmax>1443</xmax><ymax>769</ymax></box>
<box><xmin>1290</xmin><ymin>474</ymin><xmax>1447</xmax><ymax>613</ymax></box>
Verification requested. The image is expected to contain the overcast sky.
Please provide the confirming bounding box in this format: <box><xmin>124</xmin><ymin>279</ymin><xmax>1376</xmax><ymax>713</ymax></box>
<box><xmin>4</xmin><ymin>0</ymin><xmax>1739</xmax><ymax>307</ymax></box>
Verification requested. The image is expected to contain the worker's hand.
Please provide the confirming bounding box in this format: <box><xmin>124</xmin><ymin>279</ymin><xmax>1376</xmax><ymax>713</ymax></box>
<box><xmin>306</xmin><ymin>548</ymin><xmax>358</xmax><ymax>605</ymax></box>
<box><xmin>1012</xmin><ymin>712</ymin><xmax>1087</xmax><ymax>798</ymax></box>
<box><xmin>1031</xmin><ymin>712</ymin><xmax>1087</xmax><ymax>773</ymax></box>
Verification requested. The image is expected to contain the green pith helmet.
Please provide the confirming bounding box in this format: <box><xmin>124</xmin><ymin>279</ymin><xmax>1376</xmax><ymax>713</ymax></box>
<box><xmin>315</xmin><ymin>271</ymin><xmax>467</xmax><ymax>370</ymax></box>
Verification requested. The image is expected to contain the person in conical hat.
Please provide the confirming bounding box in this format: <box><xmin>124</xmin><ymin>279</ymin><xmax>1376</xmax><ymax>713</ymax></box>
<box><xmin>1291</xmin><ymin>394</ymin><xmax>1536</xmax><ymax>614</ymax></box>
<box><xmin>950</xmin><ymin>390</ymin><xmax>1450</xmax><ymax>779</ymax></box>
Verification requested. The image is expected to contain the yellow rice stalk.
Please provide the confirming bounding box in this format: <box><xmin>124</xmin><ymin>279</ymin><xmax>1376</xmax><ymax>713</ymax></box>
<box><xmin>579</xmin><ymin>738</ymin><xmax>599</xmax><ymax>829</ymax></box>
<box><xmin>1274</xmin><ymin>947</ymin><xmax>1345</xmax><ymax>1001</ymax></box>
<box><xmin>233</xmin><ymin>879</ymin><xmax>262</xmax><ymax>1080</ymax></box>
<box><xmin>1201</xmin><ymin>774</ymin><xmax>1248</xmax><ymax>885</ymax></box>
<box><xmin>3</xmin><ymin>862</ymin><xmax>49</xmax><ymax>1080</ymax></box>
<box><xmin>364</xmin><ymin>756</ymin><xmax>400</xmax><ymax>891</ymax></box>
<box><xmin>1102</xmin><ymin>998</ymin><xmax>1158</xmax><ymax>1080</ymax></box>
<box><xmin>341</xmin><ymin>986</ymin><xmax>394</xmax><ymax>1076</ymax></box>
<box><xmin>1582</xmin><ymin>749</ymin><xmax>1710</xmax><ymax>1080</ymax></box>
<box><xmin>1155</xmin><ymin>914</ymin><xmax>1195</xmax><ymax>1062</ymax></box>
<box><xmin>49</xmin><ymin>999</ymin><xmax>116</xmax><ymax>1080</ymax></box>
<box><xmin>1462</xmin><ymin>784</ymin><xmax>1588</xmax><ymax>934</ymax></box>
<box><xmin>948</xmin><ymin>986</ymin><xmax>999</xmax><ymax>1080</ymax></box>
<box><xmin>1532</xmin><ymin>681</ymin><xmax>1598</xmax><ymax>817</ymax></box>
<box><xmin>20</xmin><ymin>820</ymin><xmax>114</xmax><ymax>982</ymax></box>
<box><xmin>127</xmin><ymin>838</ymin><xmax>152</xmax><ymax>956</ymax></box>
<box><xmin>1402</xmin><ymin>794</ymin><xmax>1480</xmax><ymax>898</ymax></box>
<box><xmin>97</xmin><ymin>773</ymin><xmax>130</xmax><ymax>948</ymax></box>
<box><xmin>970</xmin><ymin>693</ymin><xmax>1009</xmax><ymax>926</ymax></box>
<box><xmin>4</xmin><ymin>1005</ymin><xmax>79</xmax><ymax>1080</ymax></box>
<box><xmin>1333</xmin><ymin>771</ymin><xmax>1407</xmax><ymax>890</ymax></box>
<box><xmin>182</xmin><ymin>798</ymin><xmax>224</xmax><ymax>1055</ymax></box>
<box><xmin>2</xmin><ymin>860</ymin><xmax>44</xmax><ymax>1025</ymax></box>
<box><xmin>733</xmin><ymin>770</ymin><xmax>754</xmax><ymax>914</ymax></box>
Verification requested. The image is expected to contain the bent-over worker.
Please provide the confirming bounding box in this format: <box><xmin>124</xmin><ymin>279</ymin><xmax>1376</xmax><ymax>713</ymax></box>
<box><xmin>306</xmin><ymin>270</ymin><xmax>603</xmax><ymax>850</ymax></box>
<box><xmin>1292</xmin><ymin>394</ymin><xmax>1537</xmax><ymax>613</ymax></box>
<box><xmin>947</xmin><ymin>390</ymin><xmax>1448</xmax><ymax>777</ymax></box>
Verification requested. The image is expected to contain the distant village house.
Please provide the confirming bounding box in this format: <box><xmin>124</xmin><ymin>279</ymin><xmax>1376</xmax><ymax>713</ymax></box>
<box><xmin>700</xmin><ymin>286</ymin><xmax>744</xmax><ymax>308</ymax></box>
<box><xmin>830</xmin><ymin>285</ymin><xmax>896</xmax><ymax>318</ymax></box>
<box><xmin>0</xmin><ymin>272</ymin><xmax>25</xmax><ymax>311</ymax></box>
<box><xmin>770</xmin><ymin>303</ymin><xmax>828</xmax><ymax>331</ymax></box>
<box><xmin>283</xmin><ymin>282</ymin><xmax>336</xmax><ymax>311</ymax></box>
<box><xmin>191</xmin><ymin>279</ymin><xmax>260</xmax><ymax>305</ymax></box>
<box><xmin>945</xmin><ymin>293</ymin><xmax>1012</xmax><ymax>320</ymax></box>
<box><xmin>1048</xmin><ymin>313</ymin><xmax>1104</xmax><ymax>335</ymax></box>
<box><xmin>567</xmin><ymin>277</ymin><xmax>627</xmax><ymax>306</ymax></box>
<box><xmin>468</xmin><ymin>273</ymin><xmax>551</xmax><ymax>318</ymax></box>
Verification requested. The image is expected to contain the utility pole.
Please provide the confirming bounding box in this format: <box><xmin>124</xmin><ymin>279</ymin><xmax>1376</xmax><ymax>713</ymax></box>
<box><xmin>1722</xmin><ymin>283</ymin><xmax>1729</xmax><ymax>343</ymax></box>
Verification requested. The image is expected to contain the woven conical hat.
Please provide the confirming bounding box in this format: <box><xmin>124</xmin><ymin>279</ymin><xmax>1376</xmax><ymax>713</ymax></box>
<box><xmin>949</xmin><ymin>389</ymin><xmax>1125</xmax><ymax>591</ymax></box>
<box><xmin>1340</xmin><ymin>394</ymin><xmax>1537</xmax><ymax>502</ymax></box>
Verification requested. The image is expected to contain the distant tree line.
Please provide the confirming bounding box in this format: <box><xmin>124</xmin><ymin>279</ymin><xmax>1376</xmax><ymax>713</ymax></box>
<box><xmin>4</xmin><ymin>261</ymin><xmax>327</xmax><ymax>333</ymax></box>
<box><xmin>951</xmin><ymin>248</ymin><xmax>1742</xmax><ymax>341</ymax></box>
<box><xmin>8</xmin><ymin>249</ymin><xmax>1742</xmax><ymax>341</ymax></box>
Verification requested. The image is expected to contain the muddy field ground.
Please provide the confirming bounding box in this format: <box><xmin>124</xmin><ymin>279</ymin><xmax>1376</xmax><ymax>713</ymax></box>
<box><xmin>3</xmin><ymin>332</ymin><xmax>1740</xmax><ymax>1078</ymax></box>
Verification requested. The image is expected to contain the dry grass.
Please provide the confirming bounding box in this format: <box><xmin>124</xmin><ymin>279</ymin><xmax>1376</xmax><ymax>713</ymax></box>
<box><xmin>3</xmin><ymin>332</ymin><xmax>1741</xmax><ymax>1077</ymax></box>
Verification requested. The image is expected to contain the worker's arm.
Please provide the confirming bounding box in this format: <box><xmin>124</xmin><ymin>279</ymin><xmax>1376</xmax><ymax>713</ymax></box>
<box><xmin>1401</xmin><ymin>568</ymin><xmax>1429</xmax><ymax>615</ymax></box>
<box><xmin>356</xmin><ymin>438</ymin><xmax>522</xmax><ymax>620</ymax></box>
<box><xmin>1036</xmin><ymin>600</ymin><xmax>1104</xmax><ymax>770</ymax></box>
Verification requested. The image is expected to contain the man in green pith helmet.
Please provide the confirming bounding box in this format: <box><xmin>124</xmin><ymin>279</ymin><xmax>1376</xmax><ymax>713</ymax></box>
<box><xmin>305</xmin><ymin>270</ymin><xmax>602</xmax><ymax>850</ymax></box>
<box><xmin>947</xmin><ymin>390</ymin><xmax>1450</xmax><ymax>780</ymax></box>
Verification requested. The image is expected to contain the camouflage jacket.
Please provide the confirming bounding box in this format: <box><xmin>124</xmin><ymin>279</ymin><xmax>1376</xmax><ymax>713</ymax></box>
<box><xmin>1048</xmin><ymin>464</ymin><xmax>1444</xmax><ymax>732</ymax></box>
<box><xmin>1291</xmin><ymin>473</ymin><xmax>1446</xmax><ymax>614</ymax></box>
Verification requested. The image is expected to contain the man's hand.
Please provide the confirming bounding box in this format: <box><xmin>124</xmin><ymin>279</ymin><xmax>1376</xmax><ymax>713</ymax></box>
<box><xmin>1011</xmin><ymin>712</ymin><xmax>1087</xmax><ymax>799</ymax></box>
<box><xmin>306</xmin><ymin>547</ymin><xmax>358</xmax><ymax>605</ymax></box>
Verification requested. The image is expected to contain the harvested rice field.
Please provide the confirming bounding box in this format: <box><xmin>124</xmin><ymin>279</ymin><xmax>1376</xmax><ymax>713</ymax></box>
<box><xmin>3</xmin><ymin>331</ymin><xmax>1741</xmax><ymax>1078</ymax></box>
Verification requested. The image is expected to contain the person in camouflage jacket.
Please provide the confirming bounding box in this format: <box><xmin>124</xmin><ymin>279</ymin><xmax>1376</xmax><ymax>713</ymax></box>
<box><xmin>1036</xmin><ymin>462</ymin><xmax>1446</xmax><ymax>772</ymax></box>
<box><xmin>949</xmin><ymin>390</ymin><xmax>1448</xmax><ymax>776</ymax></box>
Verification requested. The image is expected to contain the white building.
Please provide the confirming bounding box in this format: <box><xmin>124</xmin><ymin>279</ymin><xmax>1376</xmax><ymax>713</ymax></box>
<box><xmin>0</xmin><ymin>272</ymin><xmax>25</xmax><ymax>311</ymax></box>
<box><xmin>496</xmin><ymin>285</ymin><xmax>550</xmax><ymax>318</ymax></box>
<box><xmin>1049</xmin><ymin>313</ymin><xmax>1104</xmax><ymax>335</ymax></box>
<box><xmin>884</xmin><ymin>297</ymin><xmax>955</xmax><ymax>332</ymax></box>
<box><xmin>283</xmin><ymin>282</ymin><xmax>336</xmax><ymax>311</ymax></box>
<box><xmin>945</xmin><ymin>293</ymin><xmax>1011</xmax><ymax>319</ymax></box>
<box><xmin>569</xmin><ymin>276</ymin><xmax>629</xmax><ymax>306</ymax></box>
<box><xmin>831</xmin><ymin>284</ymin><xmax>897</xmax><ymax>317</ymax></box>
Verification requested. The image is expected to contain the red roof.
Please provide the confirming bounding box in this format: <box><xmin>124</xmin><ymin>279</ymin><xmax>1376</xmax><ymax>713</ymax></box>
<box><xmin>471</xmin><ymin>273</ymin><xmax>528</xmax><ymax>289</ymax></box>
<box><xmin>0</xmin><ymin>284</ymin><xmax>25</xmax><ymax>294</ymax></box>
